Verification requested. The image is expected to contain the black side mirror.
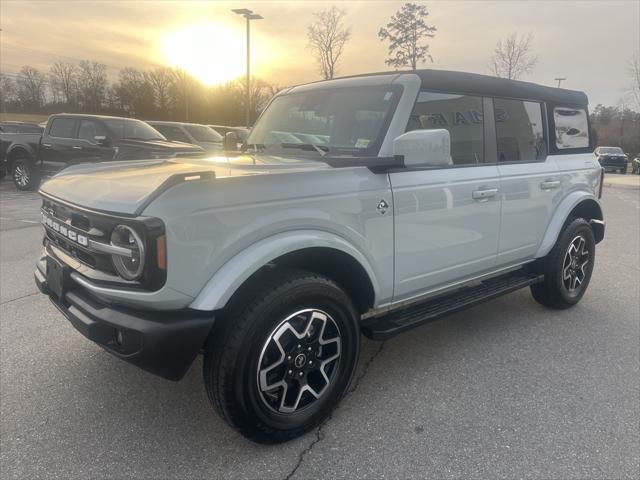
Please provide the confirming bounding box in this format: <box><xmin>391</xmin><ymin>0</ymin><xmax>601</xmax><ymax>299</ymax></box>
<box><xmin>223</xmin><ymin>132</ymin><xmax>239</xmax><ymax>151</ymax></box>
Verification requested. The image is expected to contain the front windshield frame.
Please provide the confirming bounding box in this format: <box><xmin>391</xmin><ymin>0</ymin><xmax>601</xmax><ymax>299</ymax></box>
<box><xmin>246</xmin><ymin>84</ymin><xmax>403</xmax><ymax>157</ymax></box>
<box><xmin>103</xmin><ymin>118</ymin><xmax>167</xmax><ymax>141</ymax></box>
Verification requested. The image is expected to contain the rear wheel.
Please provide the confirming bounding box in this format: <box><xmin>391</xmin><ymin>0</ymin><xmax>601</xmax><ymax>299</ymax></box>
<box><xmin>531</xmin><ymin>218</ymin><xmax>596</xmax><ymax>309</ymax></box>
<box><xmin>203</xmin><ymin>268</ymin><xmax>360</xmax><ymax>444</ymax></box>
<box><xmin>12</xmin><ymin>158</ymin><xmax>39</xmax><ymax>190</ymax></box>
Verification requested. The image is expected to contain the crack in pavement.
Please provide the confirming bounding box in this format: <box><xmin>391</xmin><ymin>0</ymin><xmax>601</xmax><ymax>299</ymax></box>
<box><xmin>283</xmin><ymin>340</ymin><xmax>386</xmax><ymax>480</ymax></box>
<box><xmin>0</xmin><ymin>291</ymin><xmax>39</xmax><ymax>306</ymax></box>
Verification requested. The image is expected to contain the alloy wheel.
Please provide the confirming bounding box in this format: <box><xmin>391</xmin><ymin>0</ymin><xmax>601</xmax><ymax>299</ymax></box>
<box><xmin>14</xmin><ymin>162</ymin><xmax>30</xmax><ymax>188</ymax></box>
<box><xmin>562</xmin><ymin>234</ymin><xmax>590</xmax><ymax>294</ymax></box>
<box><xmin>257</xmin><ymin>309</ymin><xmax>342</xmax><ymax>414</ymax></box>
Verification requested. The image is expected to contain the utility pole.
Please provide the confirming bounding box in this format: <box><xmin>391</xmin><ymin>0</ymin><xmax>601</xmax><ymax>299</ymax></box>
<box><xmin>232</xmin><ymin>8</ymin><xmax>263</xmax><ymax>128</ymax></box>
<box><xmin>554</xmin><ymin>77</ymin><xmax>566</xmax><ymax>88</ymax></box>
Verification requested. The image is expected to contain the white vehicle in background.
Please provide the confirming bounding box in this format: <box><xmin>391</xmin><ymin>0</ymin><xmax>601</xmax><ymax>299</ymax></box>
<box><xmin>35</xmin><ymin>69</ymin><xmax>605</xmax><ymax>444</ymax></box>
<box><xmin>148</xmin><ymin>121</ymin><xmax>223</xmax><ymax>153</ymax></box>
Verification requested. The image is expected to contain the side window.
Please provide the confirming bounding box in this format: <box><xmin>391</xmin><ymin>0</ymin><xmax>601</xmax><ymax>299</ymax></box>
<box><xmin>494</xmin><ymin>99</ymin><xmax>545</xmax><ymax>162</ymax></box>
<box><xmin>78</xmin><ymin>120</ymin><xmax>108</xmax><ymax>143</ymax></box>
<box><xmin>553</xmin><ymin>107</ymin><xmax>589</xmax><ymax>149</ymax></box>
<box><xmin>48</xmin><ymin>118</ymin><xmax>77</xmax><ymax>138</ymax></box>
<box><xmin>407</xmin><ymin>91</ymin><xmax>484</xmax><ymax>165</ymax></box>
<box><xmin>155</xmin><ymin>125</ymin><xmax>191</xmax><ymax>143</ymax></box>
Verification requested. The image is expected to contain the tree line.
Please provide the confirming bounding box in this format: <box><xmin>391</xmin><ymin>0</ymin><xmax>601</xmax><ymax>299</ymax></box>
<box><xmin>0</xmin><ymin>61</ymin><xmax>281</xmax><ymax>125</ymax></box>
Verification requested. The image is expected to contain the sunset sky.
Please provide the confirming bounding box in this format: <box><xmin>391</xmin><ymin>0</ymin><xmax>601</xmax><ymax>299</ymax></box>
<box><xmin>1</xmin><ymin>0</ymin><xmax>638</xmax><ymax>107</ymax></box>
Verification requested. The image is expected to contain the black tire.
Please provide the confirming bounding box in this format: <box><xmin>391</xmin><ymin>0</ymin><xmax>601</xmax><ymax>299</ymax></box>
<box><xmin>203</xmin><ymin>268</ymin><xmax>360</xmax><ymax>444</ymax></box>
<box><xmin>12</xmin><ymin>158</ymin><xmax>39</xmax><ymax>191</ymax></box>
<box><xmin>531</xmin><ymin>218</ymin><xmax>596</xmax><ymax>309</ymax></box>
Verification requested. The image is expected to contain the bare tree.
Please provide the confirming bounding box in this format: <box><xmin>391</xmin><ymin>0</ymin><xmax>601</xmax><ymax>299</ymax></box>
<box><xmin>112</xmin><ymin>68</ymin><xmax>155</xmax><ymax>117</ymax></box>
<box><xmin>378</xmin><ymin>2</ymin><xmax>436</xmax><ymax>70</ymax></box>
<box><xmin>489</xmin><ymin>33</ymin><xmax>538</xmax><ymax>80</ymax></box>
<box><xmin>0</xmin><ymin>74</ymin><xmax>17</xmax><ymax>112</ymax></box>
<box><xmin>145</xmin><ymin>67</ymin><xmax>174</xmax><ymax>115</ymax></box>
<box><xmin>16</xmin><ymin>66</ymin><xmax>46</xmax><ymax>108</ymax></box>
<box><xmin>307</xmin><ymin>6</ymin><xmax>351</xmax><ymax>80</ymax></box>
<box><xmin>628</xmin><ymin>53</ymin><xmax>640</xmax><ymax>110</ymax></box>
<box><xmin>49</xmin><ymin>62</ymin><xmax>77</xmax><ymax>105</ymax></box>
<box><xmin>77</xmin><ymin>60</ymin><xmax>108</xmax><ymax>112</ymax></box>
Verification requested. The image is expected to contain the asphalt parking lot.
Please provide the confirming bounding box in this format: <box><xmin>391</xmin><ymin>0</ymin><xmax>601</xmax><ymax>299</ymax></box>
<box><xmin>1</xmin><ymin>177</ymin><xmax>638</xmax><ymax>479</ymax></box>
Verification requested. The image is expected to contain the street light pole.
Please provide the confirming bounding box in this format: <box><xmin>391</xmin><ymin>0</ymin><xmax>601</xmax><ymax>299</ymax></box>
<box><xmin>554</xmin><ymin>77</ymin><xmax>566</xmax><ymax>88</ymax></box>
<box><xmin>233</xmin><ymin>8</ymin><xmax>263</xmax><ymax>128</ymax></box>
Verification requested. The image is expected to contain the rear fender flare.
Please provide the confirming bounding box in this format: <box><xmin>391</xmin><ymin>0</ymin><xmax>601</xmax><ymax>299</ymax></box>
<box><xmin>188</xmin><ymin>230</ymin><xmax>381</xmax><ymax>311</ymax></box>
<box><xmin>535</xmin><ymin>192</ymin><xmax>603</xmax><ymax>258</ymax></box>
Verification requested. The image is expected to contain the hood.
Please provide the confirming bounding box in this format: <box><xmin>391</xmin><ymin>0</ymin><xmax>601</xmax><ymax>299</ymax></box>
<box><xmin>39</xmin><ymin>155</ymin><xmax>327</xmax><ymax>215</ymax></box>
<box><xmin>117</xmin><ymin>138</ymin><xmax>204</xmax><ymax>152</ymax></box>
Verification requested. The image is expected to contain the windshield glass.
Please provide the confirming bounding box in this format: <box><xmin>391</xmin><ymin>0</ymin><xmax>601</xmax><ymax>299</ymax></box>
<box><xmin>103</xmin><ymin>118</ymin><xmax>166</xmax><ymax>141</ymax></box>
<box><xmin>185</xmin><ymin>124</ymin><xmax>222</xmax><ymax>142</ymax></box>
<box><xmin>247</xmin><ymin>85</ymin><xmax>402</xmax><ymax>156</ymax></box>
<box><xmin>599</xmin><ymin>147</ymin><xmax>624</xmax><ymax>154</ymax></box>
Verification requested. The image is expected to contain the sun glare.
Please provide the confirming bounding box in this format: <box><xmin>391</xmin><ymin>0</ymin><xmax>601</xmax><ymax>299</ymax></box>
<box><xmin>163</xmin><ymin>23</ymin><xmax>247</xmax><ymax>85</ymax></box>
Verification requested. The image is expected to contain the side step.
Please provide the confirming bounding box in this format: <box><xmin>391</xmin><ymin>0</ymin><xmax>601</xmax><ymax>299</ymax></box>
<box><xmin>362</xmin><ymin>270</ymin><xmax>544</xmax><ymax>340</ymax></box>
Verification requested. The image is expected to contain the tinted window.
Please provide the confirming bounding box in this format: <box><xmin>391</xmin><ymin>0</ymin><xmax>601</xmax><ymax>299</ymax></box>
<box><xmin>78</xmin><ymin>119</ymin><xmax>108</xmax><ymax>142</ymax></box>
<box><xmin>494</xmin><ymin>99</ymin><xmax>545</xmax><ymax>162</ymax></box>
<box><xmin>407</xmin><ymin>91</ymin><xmax>484</xmax><ymax>165</ymax></box>
<box><xmin>49</xmin><ymin>118</ymin><xmax>77</xmax><ymax>138</ymax></box>
<box><xmin>103</xmin><ymin>119</ymin><xmax>166</xmax><ymax>141</ymax></box>
<box><xmin>554</xmin><ymin>107</ymin><xmax>589</xmax><ymax>149</ymax></box>
<box><xmin>153</xmin><ymin>124</ymin><xmax>191</xmax><ymax>143</ymax></box>
<box><xmin>184</xmin><ymin>124</ymin><xmax>222</xmax><ymax>142</ymax></box>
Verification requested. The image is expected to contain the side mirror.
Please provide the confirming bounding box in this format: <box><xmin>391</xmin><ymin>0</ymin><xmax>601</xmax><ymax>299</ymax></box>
<box><xmin>223</xmin><ymin>131</ymin><xmax>239</xmax><ymax>151</ymax></box>
<box><xmin>94</xmin><ymin>135</ymin><xmax>110</xmax><ymax>146</ymax></box>
<box><xmin>393</xmin><ymin>129</ymin><xmax>451</xmax><ymax>168</ymax></box>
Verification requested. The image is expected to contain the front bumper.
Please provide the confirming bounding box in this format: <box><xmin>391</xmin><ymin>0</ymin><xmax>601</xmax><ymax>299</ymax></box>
<box><xmin>35</xmin><ymin>251</ymin><xmax>215</xmax><ymax>381</ymax></box>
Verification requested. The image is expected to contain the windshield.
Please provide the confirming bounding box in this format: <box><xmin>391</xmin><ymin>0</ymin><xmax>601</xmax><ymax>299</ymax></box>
<box><xmin>185</xmin><ymin>124</ymin><xmax>222</xmax><ymax>143</ymax></box>
<box><xmin>103</xmin><ymin>118</ymin><xmax>166</xmax><ymax>141</ymax></box>
<box><xmin>599</xmin><ymin>147</ymin><xmax>624</xmax><ymax>154</ymax></box>
<box><xmin>246</xmin><ymin>85</ymin><xmax>402</xmax><ymax>156</ymax></box>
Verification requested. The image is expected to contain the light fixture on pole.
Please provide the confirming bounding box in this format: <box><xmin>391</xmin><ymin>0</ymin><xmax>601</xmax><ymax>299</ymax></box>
<box><xmin>554</xmin><ymin>77</ymin><xmax>566</xmax><ymax>88</ymax></box>
<box><xmin>232</xmin><ymin>8</ymin><xmax>263</xmax><ymax>128</ymax></box>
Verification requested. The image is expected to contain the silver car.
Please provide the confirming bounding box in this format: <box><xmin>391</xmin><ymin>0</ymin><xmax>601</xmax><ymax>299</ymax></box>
<box><xmin>148</xmin><ymin>121</ymin><xmax>223</xmax><ymax>153</ymax></box>
<box><xmin>35</xmin><ymin>70</ymin><xmax>605</xmax><ymax>443</ymax></box>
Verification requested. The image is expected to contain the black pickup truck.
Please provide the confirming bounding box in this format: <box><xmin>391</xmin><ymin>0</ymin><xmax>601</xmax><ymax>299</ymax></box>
<box><xmin>0</xmin><ymin>114</ymin><xmax>204</xmax><ymax>190</ymax></box>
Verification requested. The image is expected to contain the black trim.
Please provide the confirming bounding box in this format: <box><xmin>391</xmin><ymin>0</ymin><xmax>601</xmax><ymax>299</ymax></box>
<box><xmin>35</xmin><ymin>266</ymin><xmax>214</xmax><ymax>381</ymax></box>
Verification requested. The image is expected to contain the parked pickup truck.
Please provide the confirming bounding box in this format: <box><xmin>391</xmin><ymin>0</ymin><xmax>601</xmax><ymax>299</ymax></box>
<box><xmin>594</xmin><ymin>146</ymin><xmax>628</xmax><ymax>174</ymax></box>
<box><xmin>0</xmin><ymin>114</ymin><xmax>204</xmax><ymax>190</ymax></box>
<box><xmin>34</xmin><ymin>70</ymin><xmax>605</xmax><ymax>444</ymax></box>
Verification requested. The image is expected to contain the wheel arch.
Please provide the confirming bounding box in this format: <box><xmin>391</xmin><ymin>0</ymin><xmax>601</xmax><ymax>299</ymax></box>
<box><xmin>189</xmin><ymin>230</ymin><xmax>380</xmax><ymax>314</ymax></box>
<box><xmin>7</xmin><ymin>144</ymin><xmax>36</xmax><ymax>165</ymax></box>
<box><xmin>536</xmin><ymin>192</ymin><xmax>604</xmax><ymax>258</ymax></box>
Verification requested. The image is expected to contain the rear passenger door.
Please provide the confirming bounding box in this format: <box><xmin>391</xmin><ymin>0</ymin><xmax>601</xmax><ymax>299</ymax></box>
<box><xmin>491</xmin><ymin>98</ymin><xmax>561</xmax><ymax>266</ymax></box>
<box><xmin>40</xmin><ymin>117</ymin><xmax>79</xmax><ymax>175</ymax></box>
<box><xmin>390</xmin><ymin>92</ymin><xmax>501</xmax><ymax>301</ymax></box>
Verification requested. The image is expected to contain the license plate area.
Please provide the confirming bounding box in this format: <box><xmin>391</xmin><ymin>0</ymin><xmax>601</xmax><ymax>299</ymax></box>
<box><xmin>46</xmin><ymin>256</ymin><xmax>66</xmax><ymax>300</ymax></box>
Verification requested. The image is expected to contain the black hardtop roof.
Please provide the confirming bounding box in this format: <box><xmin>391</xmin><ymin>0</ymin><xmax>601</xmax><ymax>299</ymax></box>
<box><xmin>328</xmin><ymin>69</ymin><xmax>589</xmax><ymax>106</ymax></box>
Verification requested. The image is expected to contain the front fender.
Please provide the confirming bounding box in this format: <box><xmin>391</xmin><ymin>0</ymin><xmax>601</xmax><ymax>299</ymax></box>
<box><xmin>188</xmin><ymin>230</ymin><xmax>381</xmax><ymax>312</ymax></box>
<box><xmin>535</xmin><ymin>191</ymin><xmax>603</xmax><ymax>258</ymax></box>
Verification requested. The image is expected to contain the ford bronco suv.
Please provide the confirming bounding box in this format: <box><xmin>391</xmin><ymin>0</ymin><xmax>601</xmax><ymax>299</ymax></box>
<box><xmin>34</xmin><ymin>70</ymin><xmax>605</xmax><ymax>443</ymax></box>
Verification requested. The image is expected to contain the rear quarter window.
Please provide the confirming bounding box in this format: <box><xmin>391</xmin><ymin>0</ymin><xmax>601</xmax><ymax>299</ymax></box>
<box><xmin>553</xmin><ymin>107</ymin><xmax>589</xmax><ymax>150</ymax></box>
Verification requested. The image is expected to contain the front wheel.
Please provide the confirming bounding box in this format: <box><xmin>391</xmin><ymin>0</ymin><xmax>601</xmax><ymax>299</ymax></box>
<box><xmin>203</xmin><ymin>269</ymin><xmax>360</xmax><ymax>443</ymax></box>
<box><xmin>531</xmin><ymin>218</ymin><xmax>596</xmax><ymax>309</ymax></box>
<box><xmin>12</xmin><ymin>158</ymin><xmax>39</xmax><ymax>190</ymax></box>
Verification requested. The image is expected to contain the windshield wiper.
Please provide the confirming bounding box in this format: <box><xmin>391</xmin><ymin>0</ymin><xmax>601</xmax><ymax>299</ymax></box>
<box><xmin>241</xmin><ymin>143</ymin><xmax>267</xmax><ymax>152</ymax></box>
<box><xmin>280</xmin><ymin>143</ymin><xmax>329</xmax><ymax>157</ymax></box>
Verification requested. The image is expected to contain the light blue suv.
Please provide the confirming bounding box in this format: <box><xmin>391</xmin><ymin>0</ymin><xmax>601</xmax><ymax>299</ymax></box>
<box><xmin>35</xmin><ymin>69</ymin><xmax>604</xmax><ymax>443</ymax></box>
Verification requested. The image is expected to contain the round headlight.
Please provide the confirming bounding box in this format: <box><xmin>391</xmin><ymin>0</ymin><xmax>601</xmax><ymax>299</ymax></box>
<box><xmin>110</xmin><ymin>225</ymin><xmax>145</xmax><ymax>280</ymax></box>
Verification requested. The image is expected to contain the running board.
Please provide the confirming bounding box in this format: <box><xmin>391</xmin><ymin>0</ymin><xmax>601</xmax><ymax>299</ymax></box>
<box><xmin>362</xmin><ymin>271</ymin><xmax>544</xmax><ymax>340</ymax></box>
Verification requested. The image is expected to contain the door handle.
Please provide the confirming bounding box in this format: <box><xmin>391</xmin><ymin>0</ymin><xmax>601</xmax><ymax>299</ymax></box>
<box><xmin>540</xmin><ymin>179</ymin><xmax>561</xmax><ymax>190</ymax></box>
<box><xmin>42</xmin><ymin>143</ymin><xmax>52</xmax><ymax>148</ymax></box>
<box><xmin>472</xmin><ymin>187</ymin><xmax>498</xmax><ymax>201</ymax></box>
<box><xmin>72</xmin><ymin>146</ymin><xmax>83</xmax><ymax>150</ymax></box>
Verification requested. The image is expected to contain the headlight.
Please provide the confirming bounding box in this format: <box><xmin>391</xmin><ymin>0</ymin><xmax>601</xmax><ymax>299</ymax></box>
<box><xmin>110</xmin><ymin>225</ymin><xmax>145</xmax><ymax>280</ymax></box>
